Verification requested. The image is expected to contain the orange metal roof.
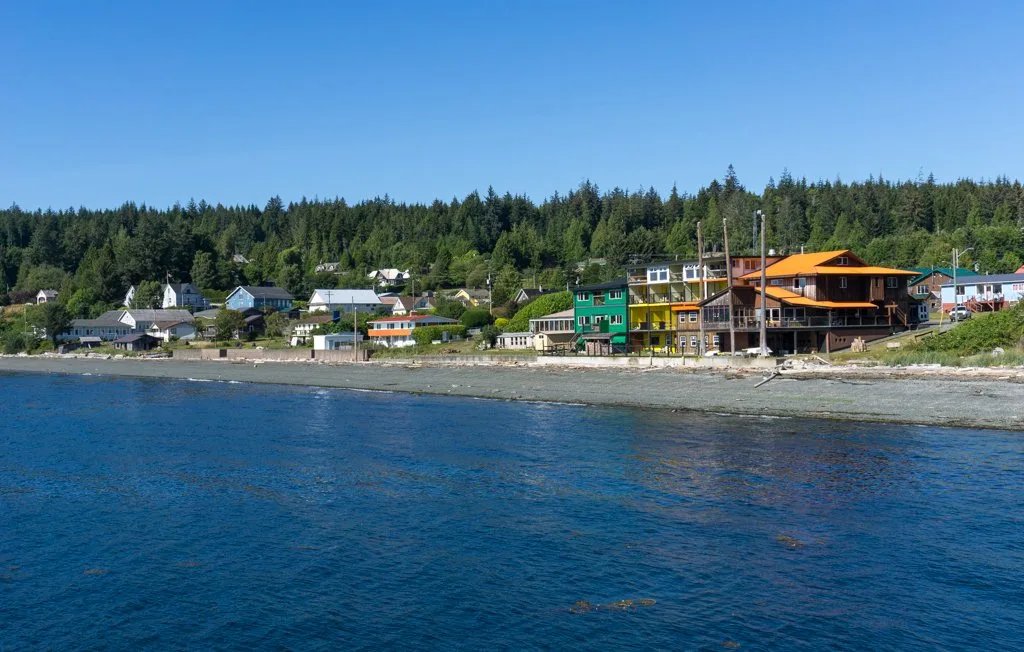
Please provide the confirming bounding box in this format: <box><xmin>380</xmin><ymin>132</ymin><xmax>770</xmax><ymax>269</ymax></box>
<box><xmin>741</xmin><ymin>250</ymin><xmax>916</xmax><ymax>279</ymax></box>
<box><xmin>763</xmin><ymin>286</ymin><xmax>878</xmax><ymax>310</ymax></box>
<box><xmin>669</xmin><ymin>303</ymin><xmax>701</xmax><ymax>311</ymax></box>
<box><xmin>810</xmin><ymin>266</ymin><xmax>917</xmax><ymax>276</ymax></box>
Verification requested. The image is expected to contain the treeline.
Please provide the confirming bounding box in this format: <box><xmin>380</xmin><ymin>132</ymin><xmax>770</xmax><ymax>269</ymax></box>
<box><xmin>1</xmin><ymin>167</ymin><xmax>1023</xmax><ymax>317</ymax></box>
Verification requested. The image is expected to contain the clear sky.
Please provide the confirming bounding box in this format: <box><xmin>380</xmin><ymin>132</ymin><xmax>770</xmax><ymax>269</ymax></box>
<box><xmin>2</xmin><ymin>0</ymin><xmax>1022</xmax><ymax>210</ymax></box>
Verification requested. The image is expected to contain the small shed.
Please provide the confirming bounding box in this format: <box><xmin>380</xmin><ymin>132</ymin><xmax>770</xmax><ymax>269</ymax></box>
<box><xmin>313</xmin><ymin>333</ymin><xmax>364</xmax><ymax>350</ymax></box>
<box><xmin>496</xmin><ymin>331</ymin><xmax>534</xmax><ymax>350</ymax></box>
<box><xmin>80</xmin><ymin>336</ymin><xmax>103</xmax><ymax>349</ymax></box>
<box><xmin>113</xmin><ymin>333</ymin><xmax>159</xmax><ymax>352</ymax></box>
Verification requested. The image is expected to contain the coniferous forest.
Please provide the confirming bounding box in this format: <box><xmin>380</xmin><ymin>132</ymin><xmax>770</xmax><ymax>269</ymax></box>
<box><xmin>2</xmin><ymin>166</ymin><xmax>1023</xmax><ymax>318</ymax></box>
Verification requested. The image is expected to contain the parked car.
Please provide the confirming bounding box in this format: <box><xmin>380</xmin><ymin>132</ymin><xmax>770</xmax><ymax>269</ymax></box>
<box><xmin>949</xmin><ymin>305</ymin><xmax>972</xmax><ymax>322</ymax></box>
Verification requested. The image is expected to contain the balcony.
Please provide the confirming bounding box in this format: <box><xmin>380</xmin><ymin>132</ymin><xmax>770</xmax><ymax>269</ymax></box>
<box><xmin>702</xmin><ymin>314</ymin><xmax>900</xmax><ymax>330</ymax></box>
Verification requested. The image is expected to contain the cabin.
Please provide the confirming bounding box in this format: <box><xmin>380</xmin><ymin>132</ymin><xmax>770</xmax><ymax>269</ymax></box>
<box><xmin>513</xmin><ymin>288</ymin><xmax>553</xmax><ymax>305</ymax></box>
<box><xmin>307</xmin><ymin>289</ymin><xmax>382</xmax><ymax>314</ymax></box>
<box><xmin>225</xmin><ymin>286</ymin><xmax>294</xmax><ymax>312</ymax></box>
<box><xmin>36</xmin><ymin>289</ymin><xmax>58</xmax><ymax>304</ymax></box>
<box><xmin>290</xmin><ymin>314</ymin><xmax>336</xmax><ymax>346</ymax></box>
<box><xmin>162</xmin><ymin>282</ymin><xmax>210</xmax><ymax>310</ymax></box>
<box><xmin>450</xmin><ymin>288</ymin><xmax>490</xmax><ymax>307</ymax></box>
<box><xmin>313</xmin><ymin>333</ymin><xmax>364</xmax><ymax>350</ymax></box>
<box><xmin>496</xmin><ymin>332</ymin><xmax>534</xmax><ymax>350</ymax></box>
<box><xmin>112</xmin><ymin>333</ymin><xmax>159</xmax><ymax>351</ymax></box>
<box><xmin>907</xmin><ymin>267</ymin><xmax>976</xmax><ymax>313</ymax></box>
<box><xmin>314</xmin><ymin>261</ymin><xmax>341</xmax><ymax>273</ymax></box>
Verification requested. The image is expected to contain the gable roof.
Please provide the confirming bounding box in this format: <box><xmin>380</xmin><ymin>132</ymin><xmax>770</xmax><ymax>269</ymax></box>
<box><xmin>741</xmin><ymin>250</ymin><xmax>915</xmax><ymax>279</ymax></box>
<box><xmin>150</xmin><ymin>320</ymin><xmax>192</xmax><ymax>330</ymax></box>
<box><xmin>71</xmin><ymin>318</ymin><xmax>126</xmax><ymax>328</ymax></box>
<box><xmin>120</xmin><ymin>309</ymin><xmax>195</xmax><ymax>323</ymax></box>
<box><xmin>516</xmin><ymin>288</ymin><xmax>552</xmax><ymax>301</ymax></box>
<box><xmin>763</xmin><ymin>286</ymin><xmax>878</xmax><ymax>310</ymax></box>
<box><xmin>368</xmin><ymin>268</ymin><xmax>410</xmax><ymax>281</ymax></box>
<box><xmin>907</xmin><ymin>267</ymin><xmax>978</xmax><ymax>285</ymax></box>
<box><xmin>939</xmin><ymin>272</ymin><xmax>1024</xmax><ymax>286</ymax></box>
<box><xmin>37</xmin><ymin>289</ymin><xmax>58</xmax><ymax>299</ymax></box>
<box><xmin>309</xmin><ymin>289</ymin><xmax>381</xmax><ymax>305</ymax></box>
<box><xmin>231</xmin><ymin>286</ymin><xmax>294</xmax><ymax>301</ymax></box>
<box><xmin>114</xmin><ymin>333</ymin><xmax>157</xmax><ymax>343</ymax></box>
<box><xmin>392</xmin><ymin>296</ymin><xmax>417</xmax><ymax>311</ymax></box>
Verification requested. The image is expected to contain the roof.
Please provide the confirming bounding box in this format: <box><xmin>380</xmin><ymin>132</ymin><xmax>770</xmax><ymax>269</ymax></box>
<box><xmin>151</xmin><ymin>320</ymin><xmax>191</xmax><ymax>329</ymax></box>
<box><xmin>121</xmin><ymin>309</ymin><xmax>195</xmax><ymax>323</ymax></box>
<box><xmin>309</xmin><ymin>289</ymin><xmax>382</xmax><ymax>305</ymax></box>
<box><xmin>79</xmin><ymin>336</ymin><xmax>103</xmax><ymax>344</ymax></box>
<box><xmin>516</xmin><ymin>288</ymin><xmax>552</xmax><ymax>301</ymax></box>
<box><xmin>939</xmin><ymin>272</ymin><xmax>1024</xmax><ymax>287</ymax></box>
<box><xmin>907</xmin><ymin>267</ymin><xmax>976</xmax><ymax>285</ymax></box>
<box><xmin>37</xmin><ymin>289</ymin><xmax>58</xmax><ymax>298</ymax></box>
<box><xmin>741</xmin><ymin>250</ymin><xmax>916</xmax><ymax>279</ymax></box>
<box><xmin>497</xmin><ymin>331</ymin><xmax>533</xmax><ymax>337</ymax></box>
<box><xmin>366</xmin><ymin>313</ymin><xmax>458</xmax><ymax>323</ymax></box>
<box><xmin>378</xmin><ymin>296</ymin><xmax>400</xmax><ymax>306</ymax></box>
<box><xmin>296</xmin><ymin>314</ymin><xmax>335</xmax><ymax>325</ymax></box>
<box><xmin>669</xmin><ymin>303</ymin><xmax>702</xmax><ymax>311</ymax></box>
<box><xmin>392</xmin><ymin>296</ymin><xmax>417</xmax><ymax>310</ymax></box>
<box><xmin>578</xmin><ymin>277</ymin><xmax>628</xmax><ymax>292</ymax></box>
<box><xmin>71</xmin><ymin>318</ymin><xmax>125</xmax><ymax>328</ymax></box>
<box><xmin>763</xmin><ymin>286</ymin><xmax>878</xmax><ymax>310</ymax></box>
<box><xmin>114</xmin><ymin>333</ymin><xmax>156</xmax><ymax>343</ymax></box>
<box><xmin>194</xmin><ymin>309</ymin><xmax>221</xmax><ymax>320</ymax></box>
<box><xmin>454</xmin><ymin>288</ymin><xmax>489</xmax><ymax>299</ymax></box>
<box><xmin>232</xmin><ymin>285</ymin><xmax>294</xmax><ymax>301</ymax></box>
<box><xmin>530</xmin><ymin>308</ymin><xmax>575</xmax><ymax>321</ymax></box>
<box><xmin>367</xmin><ymin>268</ymin><xmax>410</xmax><ymax>281</ymax></box>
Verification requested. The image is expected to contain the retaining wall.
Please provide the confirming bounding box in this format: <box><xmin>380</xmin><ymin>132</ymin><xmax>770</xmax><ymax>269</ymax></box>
<box><xmin>172</xmin><ymin>348</ymin><xmax>369</xmax><ymax>363</ymax></box>
<box><xmin>530</xmin><ymin>355</ymin><xmax>781</xmax><ymax>369</ymax></box>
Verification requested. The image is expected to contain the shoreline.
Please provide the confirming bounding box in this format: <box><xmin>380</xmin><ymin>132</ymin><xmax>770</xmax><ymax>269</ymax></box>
<box><xmin>1</xmin><ymin>355</ymin><xmax>1022</xmax><ymax>431</ymax></box>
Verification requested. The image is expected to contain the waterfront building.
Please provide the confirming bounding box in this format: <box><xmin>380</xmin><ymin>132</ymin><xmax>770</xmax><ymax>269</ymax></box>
<box><xmin>366</xmin><ymin>314</ymin><xmax>460</xmax><ymax>348</ymax></box>
<box><xmin>939</xmin><ymin>272</ymin><xmax>1024</xmax><ymax>312</ymax></box>
<box><xmin>225</xmin><ymin>286</ymin><xmax>294</xmax><ymax>312</ymax></box>
<box><xmin>528</xmin><ymin>308</ymin><xmax>575</xmax><ymax>353</ymax></box>
<box><xmin>698</xmin><ymin>249</ymin><xmax>919</xmax><ymax>354</ymax></box>
<box><xmin>496</xmin><ymin>332</ymin><xmax>534</xmax><ymax>349</ymax></box>
<box><xmin>573</xmin><ymin>278</ymin><xmax>628</xmax><ymax>355</ymax></box>
<box><xmin>307</xmin><ymin>289</ymin><xmax>382</xmax><ymax>314</ymax></box>
<box><xmin>907</xmin><ymin>267</ymin><xmax>976</xmax><ymax>313</ymax></box>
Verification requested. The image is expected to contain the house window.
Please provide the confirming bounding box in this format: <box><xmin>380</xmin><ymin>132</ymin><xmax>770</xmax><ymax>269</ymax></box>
<box><xmin>610</xmin><ymin>314</ymin><xmax>623</xmax><ymax>325</ymax></box>
<box><xmin>577</xmin><ymin>316</ymin><xmax>590</xmax><ymax>326</ymax></box>
<box><xmin>794</xmin><ymin>278</ymin><xmax>807</xmax><ymax>289</ymax></box>
<box><xmin>688</xmin><ymin>311</ymin><xmax>697</xmax><ymax>322</ymax></box>
<box><xmin>886</xmin><ymin>276</ymin><xmax>897</xmax><ymax>289</ymax></box>
<box><xmin>916</xmin><ymin>284</ymin><xmax>930</xmax><ymax>294</ymax></box>
<box><xmin>647</xmin><ymin>266</ymin><xmax>669</xmax><ymax>283</ymax></box>
<box><xmin>836</xmin><ymin>256</ymin><xmax>849</xmax><ymax>266</ymax></box>
<box><xmin>839</xmin><ymin>277</ymin><xmax>848</xmax><ymax>289</ymax></box>
<box><xmin>713</xmin><ymin>334</ymin><xmax>720</xmax><ymax>346</ymax></box>
<box><xmin>608</xmin><ymin>290</ymin><xmax>623</xmax><ymax>300</ymax></box>
<box><xmin>576</xmin><ymin>292</ymin><xmax>589</xmax><ymax>302</ymax></box>
<box><xmin>650</xmin><ymin>335</ymin><xmax>661</xmax><ymax>346</ymax></box>
<box><xmin>690</xmin><ymin>335</ymin><xmax>698</xmax><ymax>348</ymax></box>
<box><xmin>771</xmin><ymin>279</ymin><xmax>784</xmax><ymax>286</ymax></box>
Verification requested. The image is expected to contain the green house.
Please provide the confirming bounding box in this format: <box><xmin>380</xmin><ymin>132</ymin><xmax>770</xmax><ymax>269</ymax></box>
<box><xmin>573</xmin><ymin>278</ymin><xmax>629</xmax><ymax>353</ymax></box>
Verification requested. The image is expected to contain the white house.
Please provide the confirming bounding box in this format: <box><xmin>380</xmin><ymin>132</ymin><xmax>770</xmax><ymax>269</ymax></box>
<box><xmin>36</xmin><ymin>289</ymin><xmax>58</xmax><ymax>304</ymax></box>
<box><xmin>162</xmin><ymin>282</ymin><xmax>210</xmax><ymax>310</ymax></box>
<box><xmin>290</xmin><ymin>314</ymin><xmax>335</xmax><ymax>346</ymax></box>
<box><xmin>368</xmin><ymin>268</ymin><xmax>411</xmax><ymax>288</ymax></box>
<box><xmin>528</xmin><ymin>308</ymin><xmax>576</xmax><ymax>352</ymax></box>
<box><xmin>122</xmin><ymin>285</ymin><xmax>136</xmax><ymax>307</ymax></box>
<box><xmin>313</xmin><ymin>333</ymin><xmax>364</xmax><ymax>350</ymax></box>
<box><xmin>314</xmin><ymin>261</ymin><xmax>341</xmax><ymax>273</ymax></box>
<box><xmin>147</xmin><ymin>320</ymin><xmax>197</xmax><ymax>342</ymax></box>
<box><xmin>59</xmin><ymin>318</ymin><xmax>133</xmax><ymax>342</ymax></box>
<box><xmin>307</xmin><ymin>289</ymin><xmax>383</xmax><ymax>314</ymax></box>
<box><xmin>366</xmin><ymin>314</ymin><xmax>460</xmax><ymax>348</ymax></box>
<box><xmin>939</xmin><ymin>273</ymin><xmax>1024</xmax><ymax>311</ymax></box>
<box><xmin>496</xmin><ymin>332</ymin><xmax>534</xmax><ymax>349</ymax></box>
<box><xmin>118</xmin><ymin>309</ymin><xmax>195</xmax><ymax>332</ymax></box>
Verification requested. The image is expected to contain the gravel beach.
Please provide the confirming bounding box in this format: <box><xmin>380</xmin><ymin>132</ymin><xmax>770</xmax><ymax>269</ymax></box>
<box><xmin>2</xmin><ymin>355</ymin><xmax>1022</xmax><ymax>430</ymax></box>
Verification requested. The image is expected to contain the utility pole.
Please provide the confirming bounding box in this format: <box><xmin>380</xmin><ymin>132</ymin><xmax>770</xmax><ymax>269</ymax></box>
<box><xmin>723</xmin><ymin>218</ymin><xmax>736</xmax><ymax>355</ymax></box>
<box><xmin>353</xmin><ymin>304</ymin><xmax>359</xmax><ymax>360</ymax></box>
<box><xmin>486</xmin><ymin>267</ymin><xmax>493</xmax><ymax>317</ymax></box>
<box><xmin>757</xmin><ymin>210</ymin><xmax>768</xmax><ymax>357</ymax></box>
<box><xmin>951</xmin><ymin>247</ymin><xmax>973</xmax><ymax>313</ymax></box>
<box><xmin>697</xmin><ymin>220</ymin><xmax>705</xmax><ymax>356</ymax></box>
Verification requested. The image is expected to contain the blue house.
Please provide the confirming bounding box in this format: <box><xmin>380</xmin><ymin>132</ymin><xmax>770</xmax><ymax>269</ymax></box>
<box><xmin>225</xmin><ymin>286</ymin><xmax>294</xmax><ymax>312</ymax></box>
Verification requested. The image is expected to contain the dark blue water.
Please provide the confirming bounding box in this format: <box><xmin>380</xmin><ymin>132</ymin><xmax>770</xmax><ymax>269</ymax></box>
<box><xmin>1</xmin><ymin>373</ymin><xmax>1022</xmax><ymax>650</ymax></box>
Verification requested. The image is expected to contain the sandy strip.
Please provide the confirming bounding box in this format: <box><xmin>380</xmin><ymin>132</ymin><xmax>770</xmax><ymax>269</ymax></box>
<box><xmin>1</xmin><ymin>356</ymin><xmax>1022</xmax><ymax>431</ymax></box>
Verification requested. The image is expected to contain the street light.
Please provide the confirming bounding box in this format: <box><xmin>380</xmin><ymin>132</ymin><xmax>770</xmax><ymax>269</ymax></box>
<box><xmin>952</xmin><ymin>247</ymin><xmax>973</xmax><ymax>309</ymax></box>
<box><xmin>755</xmin><ymin>210</ymin><xmax>768</xmax><ymax>357</ymax></box>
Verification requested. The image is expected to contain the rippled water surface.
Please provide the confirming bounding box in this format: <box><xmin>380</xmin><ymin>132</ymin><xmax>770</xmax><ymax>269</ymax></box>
<box><xmin>1</xmin><ymin>372</ymin><xmax>1022</xmax><ymax>650</ymax></box>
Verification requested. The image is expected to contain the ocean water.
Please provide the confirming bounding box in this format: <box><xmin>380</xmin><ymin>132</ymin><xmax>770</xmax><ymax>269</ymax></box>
<box><xmin>1</xmin><ymin>373</ymin><xmax>1022</xmax><ymax>650</ymax></box>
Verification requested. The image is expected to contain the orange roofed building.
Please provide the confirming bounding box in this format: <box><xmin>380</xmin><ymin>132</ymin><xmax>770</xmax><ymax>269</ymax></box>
<box><xmin>694</xmin><ymin>250</ymin><xmax>920</xmax><ymax>354</ymax></box>
<box><xmin>366</xmin><ymin>314</ymin><xmax>460</xmax><ymax>348</ymax></box>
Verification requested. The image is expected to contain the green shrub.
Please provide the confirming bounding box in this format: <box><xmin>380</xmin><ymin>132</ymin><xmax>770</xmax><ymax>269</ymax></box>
<box><xmin>918</xmin><ymin>305</ymin><xmax>1024</xmax><ymax>355</ymax></box>
<box><xmin>460</xmin><ymin>307</ymin><xmax>492</xmax><ymax>328</ymax></box>
<box><xmin>504</xmin><ymin>291</ymin><xmax>572</xmax><ymax>332</ymax></box>
<box><xmin>411</xmin><ymin>324</ymin><xmax>468</xmax><ymax>345</ymax></box>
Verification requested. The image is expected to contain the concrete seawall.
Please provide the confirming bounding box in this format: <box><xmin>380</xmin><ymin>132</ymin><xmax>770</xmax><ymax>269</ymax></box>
<box><xmin>172</xmin><ymin>348</ymin><xmax>369</xmax><ymax>363</ymax></box>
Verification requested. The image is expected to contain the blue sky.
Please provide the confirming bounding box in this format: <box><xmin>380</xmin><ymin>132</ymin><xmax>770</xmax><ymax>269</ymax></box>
<box><xmin>2</xmin><ymin>1</ymin><xmax>1022</xmax><ymax>210</ymax></box>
